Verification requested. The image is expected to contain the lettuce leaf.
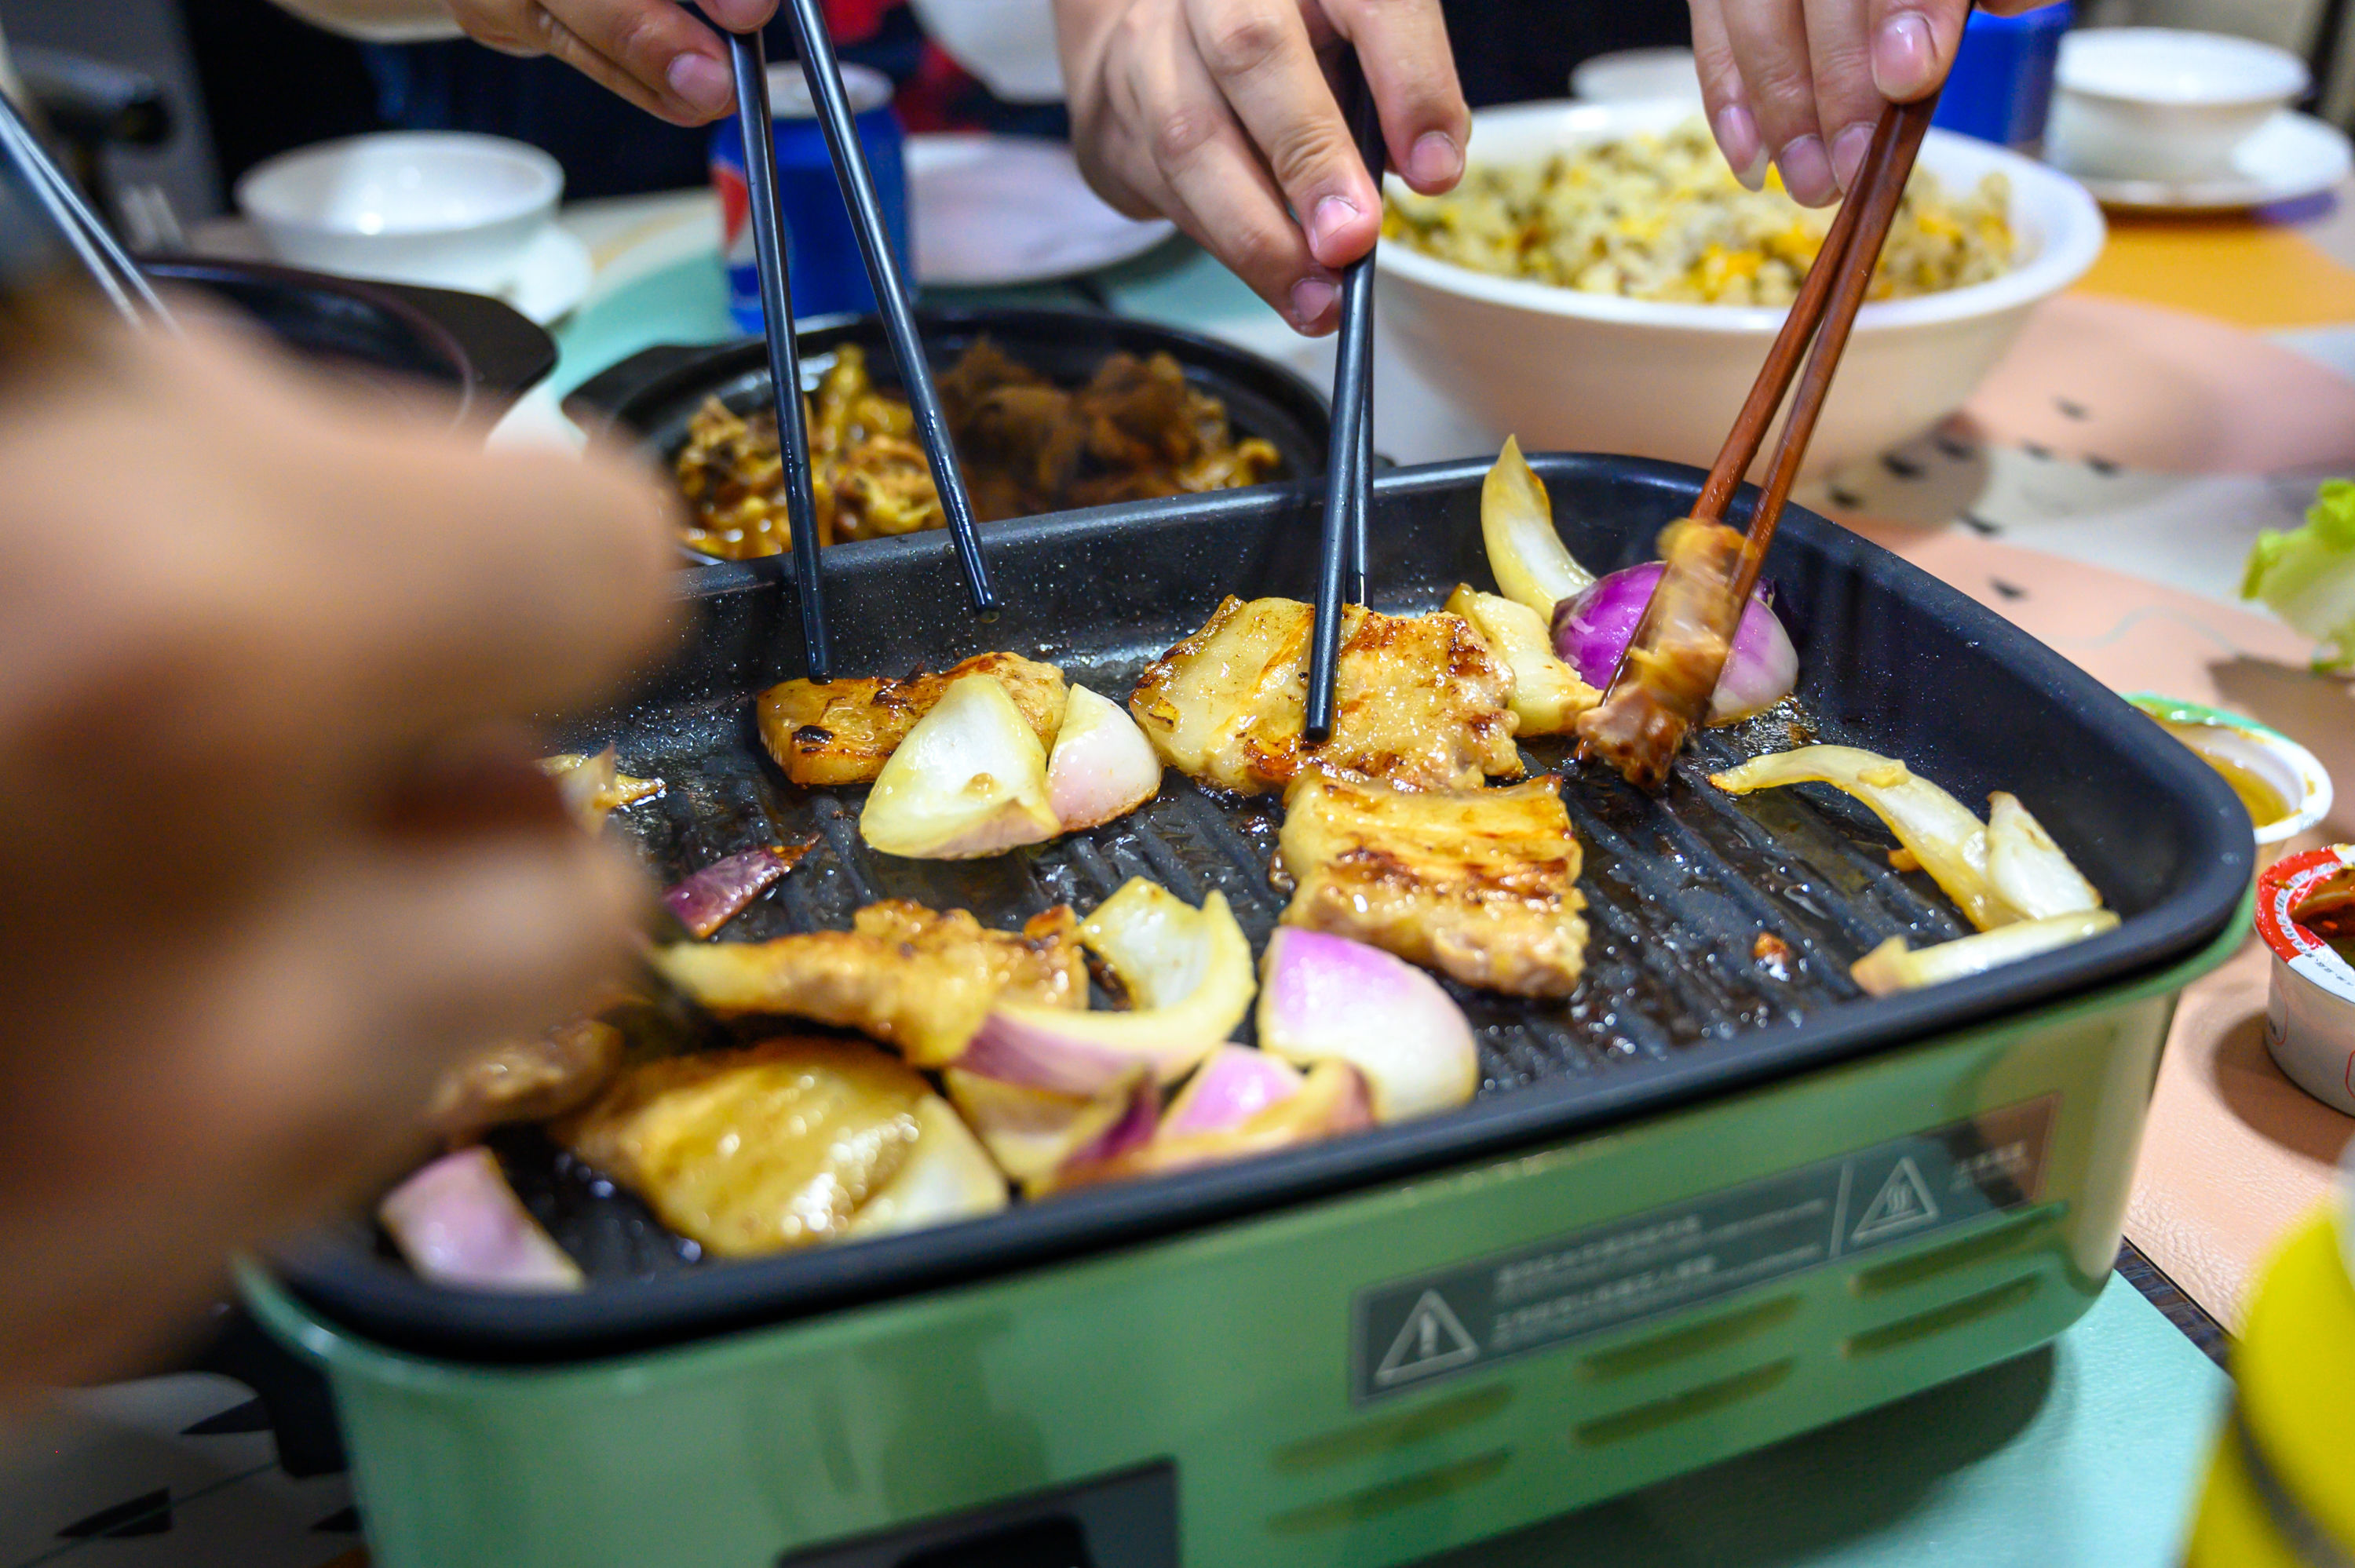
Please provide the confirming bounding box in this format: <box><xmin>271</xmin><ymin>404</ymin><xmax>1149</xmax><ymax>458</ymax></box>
<box><xmin>2244</xmin><ymin>479</ymin><xmax>2355</xmax><ymax>673</ymax></box>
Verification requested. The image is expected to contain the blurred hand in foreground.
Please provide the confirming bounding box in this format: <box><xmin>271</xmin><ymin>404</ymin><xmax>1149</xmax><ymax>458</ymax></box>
<box><xmin>0</xmin><ymin>311</ymin><xmax>676</xmax><ymax>1391</ymax></box>
<box><xmin>1057</xmin><ymin>0</ymin><xmax>1467</xmax><ymax>334</ymax></box>
<box><xmin>1691</xmin><ymin>0</ymin><xmax>2046</xmax><ymax>207</ymax></box>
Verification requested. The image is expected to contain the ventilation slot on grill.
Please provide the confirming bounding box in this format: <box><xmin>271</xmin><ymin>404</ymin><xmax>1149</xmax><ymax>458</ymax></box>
<box><xmin>1271</xmin><ymin>1386</ymin><xmax>1513</xmax><ymax>1475</ymax></box>
<box><xmin>1579</xmin><ymin>1294</ymin><xmax>1800</xmax><ymax>1381</ymax></box>
<box><xmin>1265</xmin><ymin>1449</ymin><xmax>1513</xmax><ymax>1536</ymax></box>
<box><xmin>1850</xmin><ymin>1204</ymin><xmax>2067</xmax><ymax>1297</ymax></box>
<box><xmin>1571</xmin><ymin>1360</ymin><xmax>1795</xmax><ymax>1447</ymax></box>
<box><xmin>1846</xmin><ymin>1276</ymin><xmax>2040</xmax><ymax>1358</ymax></box>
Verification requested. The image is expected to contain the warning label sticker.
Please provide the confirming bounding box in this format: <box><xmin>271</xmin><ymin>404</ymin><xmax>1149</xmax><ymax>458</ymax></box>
<box><xmin>1351</xmin><ymin>1096</ymin><xmax>2056</xmax><ymax>1403</ymax></box>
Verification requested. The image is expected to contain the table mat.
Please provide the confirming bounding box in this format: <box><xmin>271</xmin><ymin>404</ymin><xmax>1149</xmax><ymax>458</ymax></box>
<box><xmin>2076</xmin><ymin>213</ymin><xmax>2355</xmax><ymax>330</ymax></box>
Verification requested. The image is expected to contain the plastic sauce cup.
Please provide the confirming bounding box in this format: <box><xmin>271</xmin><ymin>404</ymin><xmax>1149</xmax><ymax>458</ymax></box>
<box><xmin>2256</xmin><ymin>844</ymin><xmax>2355</xmax><ymax>1116</ymax></box>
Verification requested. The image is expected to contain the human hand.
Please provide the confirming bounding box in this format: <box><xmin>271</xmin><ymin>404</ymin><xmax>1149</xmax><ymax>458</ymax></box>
<box><xmin>440</xmin><ymin>0</ymin><xmax>783</xmax><ymax>124</ymax></box>
<box><xmin>1689</xmin><ymin>0</ymin><xmax>2043</xmax><ymax>206</ymax></box>
<box><xmin>0</xmin><ymin>312</ymin><xmax>676</xmax><ymax>1388</ymax></box>
<box><xmin>1055</xmin><ymin>0</ymin><xmax>1468</xmax><ymax>334</ymax></box>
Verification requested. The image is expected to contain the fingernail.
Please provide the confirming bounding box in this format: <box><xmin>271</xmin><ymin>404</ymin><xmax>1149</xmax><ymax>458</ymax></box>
<box><xmin>1290</xmin><ymin>275</ymin><xmax>1338</xmax><ymax>327</ymax></box>
<box><xmin>1408</xmin><ymin>130</ymin><xmax>1462</xmax><ymax>188</ymax></box>
<box><xmin>667</xmin><ymin>52</ymin><xmax>734</xmax><ymax>116</ymax></box>
<box><xmin>1830</xmin><ymin>122</ymin><xmax>1875</xmax><ymax>193</ymax></box>
<box><xmin>1310</xmin><ymin>195</ymin><xmax>1360</xmax><ymax>260</ymax></box>
<box><xmin>701</xmin><ymin>0</ymin><xmax>772</xmax><ymax>28</ymax></box>
<box><xmin>1873</xmin><ymin>10</ymin><xmax>1935</xmax><ymax>100</ymax></box>
<box><xmin>1714</xmin><ymin>103</ymin><xmax>1767</xmax><ymax>191</ymax></box>
<box><xmin>1777</xmin><ymin>134</ymin><xmax>1835</xmax><ymax>207</ymax></box>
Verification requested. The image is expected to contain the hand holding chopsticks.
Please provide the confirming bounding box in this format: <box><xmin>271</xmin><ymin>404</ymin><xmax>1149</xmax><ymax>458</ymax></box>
<box><xmin>1574</xmin><ymin>93</ymin><xmax>1938</xmax><ymax>791</ymax></box>
<box><xmin>724</xmin><ymin>10</ymin><xmax>998</xmax><ymax>684</ymax></box>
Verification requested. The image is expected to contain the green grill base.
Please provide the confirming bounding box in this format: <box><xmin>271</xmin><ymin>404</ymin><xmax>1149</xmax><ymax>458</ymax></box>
<box><xmin>246</xmin><ymin>917</ymin><xmax>2238</xmax><ymax>1567</ymax></box>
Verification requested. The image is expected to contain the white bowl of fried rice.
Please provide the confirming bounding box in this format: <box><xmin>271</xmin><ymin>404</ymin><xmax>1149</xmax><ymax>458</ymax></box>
<box><xmin>1377</xmin><ymin>99</ymin><xmax>2105</xmax><ymax>478</ymax></box>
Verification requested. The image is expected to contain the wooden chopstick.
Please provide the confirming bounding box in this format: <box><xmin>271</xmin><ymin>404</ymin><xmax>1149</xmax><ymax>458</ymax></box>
<box><xmin>1305</xmin><ymin>49</ymin><xmax>1385</xmax><ymax>742</ymax></box>
<box><xmin>1728</xmin><ymin>99</ymin><xmax>1935</xmax><ymax>604</ymax></box>
<box><xmin>727</xmin><ymin>31</ymin><xmax>833</xmax><ymax>681</ymax></box>
<box><xmin>1577</xmin><ymin>92</ymin><xmax>1937</xmax><ymax>788</ymax></box>
<box><xmin>779</xmin><ymin>0</ymin><xmax>999</xmax><ymax>618</ymax></box>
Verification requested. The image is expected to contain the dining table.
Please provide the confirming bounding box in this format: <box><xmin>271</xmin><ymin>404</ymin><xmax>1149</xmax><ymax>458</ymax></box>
<box><xmin>6</xmin><ymin>141</ymin><xmax>2353</xmax><ymax>1568</ymax></box>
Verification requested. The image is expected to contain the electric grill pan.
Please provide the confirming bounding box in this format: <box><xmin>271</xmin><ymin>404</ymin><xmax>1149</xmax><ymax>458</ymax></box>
<box><xmin>276</xmin><ymin>450</ymin><xmax>2250</xmax><ymax>1363</ymax></box>
<box><xmin>562</xmin><ymin>306</ymin><xmax>1334</xmax><ymax>562</ymax></box>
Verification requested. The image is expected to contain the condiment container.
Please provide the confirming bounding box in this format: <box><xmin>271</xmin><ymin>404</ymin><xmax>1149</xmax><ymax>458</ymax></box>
<box><xmin>711</xmin><ymin>62</ymin><xmax>907</xmax><ymax>332</ymax></box>
<box><xmin>2127</xmin><ymin>696</ymin><xmax>2332</xmax><ymax>852</ymax></box>
<box><xmin>2256</xmin><ymin>845</ymin><xmax>2355</xmax><ymax>1117</ymax></box>
<box><xmin>2182</xmin><ymin>1138</ymin><xmax>2355</xmax><ymax>1565</ymax></box>
<box><xmin>1932</xmin><ymin>3</ymin><xmax>2072</xmax><ymax>154</ymax></box>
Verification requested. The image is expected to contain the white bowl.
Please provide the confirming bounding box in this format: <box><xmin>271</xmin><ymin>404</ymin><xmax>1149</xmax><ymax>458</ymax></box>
<box><xmin>1376</xmin><ymin>100</ymin><xmax>2105</xmax><ymax>478</ymax></box>
<box><xmin>1570</xmin><ymin>48</ymin><xmax>1703</xmax><ymax>106</ymax></box>
<box><xmin>236</xmin><ymin>132</ymin><xmax>563</xmax><ymax>292</ymax></box>
<box><xmin>2049</xmin><ymin>28</ymin><xmax>2308</xmax><ymax>182</ymax></box>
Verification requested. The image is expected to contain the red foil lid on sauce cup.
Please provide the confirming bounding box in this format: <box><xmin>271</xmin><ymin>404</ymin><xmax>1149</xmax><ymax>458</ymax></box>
<box><xmin>2257</xmin><ymin>844</ymin><xmax>2355</xmax><ymax>1116</ymax></box>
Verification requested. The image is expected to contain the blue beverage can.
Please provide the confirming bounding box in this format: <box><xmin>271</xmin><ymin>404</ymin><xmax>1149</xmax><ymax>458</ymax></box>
<box><xmin>1931</xmin><ymin>2</ymin><xmax>2072</xmax><ymax>153</ymax></box>
<box><xmin>713</xmin><ymin>61</ymin><xmax>909</xmax><ymax>333</ymax></box>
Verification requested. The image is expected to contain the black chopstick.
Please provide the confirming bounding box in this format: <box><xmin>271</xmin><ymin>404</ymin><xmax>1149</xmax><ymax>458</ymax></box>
<box><xmin>779</xmin><ymin>0</ymin><xmax>998</xmax><ymax>618</ymax></box>
<box><xmin>0</xmin><ymin>88</ymin><xmax>172</xmax><ymax>329</ymax></box>
<box><xmin>728</xmin><ymin>30</ymin><xmax>833</xmax><ymax>681</ymax></box>
<box><xmin>1305</xmin><ymin>49</ymin><xmax>1385</xmax><ymax>742</ymax></box>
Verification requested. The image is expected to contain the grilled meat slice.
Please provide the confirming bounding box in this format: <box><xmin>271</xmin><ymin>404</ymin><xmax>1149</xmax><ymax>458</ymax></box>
<box><xmin>1277</xmin><ymin>775</ymin><xmax>1587</xmax><ymax>997</ymax></box>
<box><xmin>553</xmin><ymin>1037</ymin><xmax>933</xmax><ymax>1256</ymax></box>
<box><xmin>652</xmin><ymin>903</ymin><xmax>1086</xmax><ymax>1065</ymax></box>
<box><xmin>427</xmin><ymin>1018</ymin><xmax>624</xmax><ymax>1144</ymax></box>
<box><xmin>1575</xmin><ymin>517</ymin><xmax>1748</xmax><ymax>790</ymax></box>
<box><xmin>756</xmin><ymin>652</ymin><xmax>1067</xmax><ymax>787</ymax></box>
<box><xmin>1128</xmin><ymin>596</ymin><xmax>1521</xmax><ymax>795</ymax></box>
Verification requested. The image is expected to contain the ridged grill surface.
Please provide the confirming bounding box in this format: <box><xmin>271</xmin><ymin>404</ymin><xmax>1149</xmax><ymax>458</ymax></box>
<box><xmin>498</xmin><ymin>665</ymin><xmax>1973</xmax><ymax>1282</ymax></box>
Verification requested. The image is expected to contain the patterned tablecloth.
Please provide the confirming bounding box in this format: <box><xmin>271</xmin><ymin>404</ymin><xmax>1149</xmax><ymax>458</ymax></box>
<box><xmin>13</xmin><ymin>163</ymin><xmax>2355</xmax><ymax>1567</ymax></box>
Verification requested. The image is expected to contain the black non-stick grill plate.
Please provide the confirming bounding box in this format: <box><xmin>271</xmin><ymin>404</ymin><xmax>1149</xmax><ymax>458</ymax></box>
<box><xmin>282</xmin><ymin>452</ymin><xmax>2250</xmax><ymax>1362</ymax></box>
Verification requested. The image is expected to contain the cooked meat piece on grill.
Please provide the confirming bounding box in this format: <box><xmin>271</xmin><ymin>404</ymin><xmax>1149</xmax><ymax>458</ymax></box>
<box><xmin>1128</xmin><ymin>596</ymin><xmax>1521</xmax><ymax>796</ymax></box>
<box><xmin>757</xmin><ymin>651</ymin><xmax>1067</xmax><ymax>787</ymax></box>
<box><xmin>553</xmin><ymin>1037</ymin><xmax>944</xmax><ymax>1256</ymax></box>
<box><xmin>651</xmin><ymin>903</ymin><xmax>1087</xmax><ymax>1064</ymax></box>
<box><xmin>427</xmin><ymin>1018</ymin><xmax>624</xmax><ymax>1143</ymax></box>
<box><xmin>1277</xmin><ymin>775</ymin><xmax>1587</xmax><ymax>997</ymax></box>
<box><xmin>1575</xmin><ymin>517</ymin><xmax>1749</xmax><ymax>791</ymax></box>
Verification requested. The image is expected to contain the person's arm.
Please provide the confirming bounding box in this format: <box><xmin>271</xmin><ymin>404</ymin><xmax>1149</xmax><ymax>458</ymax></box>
<box><xmin>1691</xmin><ymin>0</ymin><xmax>2045</xmax><ymax>206</ymax></box>
<box><xmin>0</xmin><ymin>307</ymin><xmax>676</xmax><ymax>1391</ymax></box>
<box><xmin>1053</xmin><ymin>0</ymin><xmax>1467</xmax><ymax>335</ymax></box>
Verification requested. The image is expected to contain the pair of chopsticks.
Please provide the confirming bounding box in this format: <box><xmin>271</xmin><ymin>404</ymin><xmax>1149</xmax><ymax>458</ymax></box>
<box><xmin>1305</xmin><ymin>49</ymin><xmax>1385</xmax><ymax>743</ymax></box>
<box><xmin>725</xmin><ymin>10</ymin><xmax>997</xmax><ymax>684</ymax></box>
<box><xmin>0</xmin><ymin>85</ymin><xmax>172</xmax><ymax>328</ymax></box>
<box><xmin>1580</xmin><ymin>91</ymin><xmax>1940</xmax><ymax>787</ymax></box>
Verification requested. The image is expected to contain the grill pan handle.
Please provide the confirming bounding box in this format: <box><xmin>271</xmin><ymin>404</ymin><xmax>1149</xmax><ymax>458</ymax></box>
<box><xmin>563</xmin><ymin>341</ymin><xmax>727</xmax><ymax>439</ymax></box>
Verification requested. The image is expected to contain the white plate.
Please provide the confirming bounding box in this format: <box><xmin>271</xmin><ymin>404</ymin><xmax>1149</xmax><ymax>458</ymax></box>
<box><xmin>184</xmin><ymin>217</ymin><xmax>593</xmax><ymax>326</ymax></box>
<box><xmin>907</xmin><ymin>133</ymin><xmax>1175</xmax><ymax>286</ymax></box>
<box><xmin>500</xmin><ymin>225</ymin><xmax>593</xmax><ymax>326</ymax></box>
<box><xmin>2052</xmin><ymin>109</ymin><xmax>2353</xmax><ymax>211</ymax></box>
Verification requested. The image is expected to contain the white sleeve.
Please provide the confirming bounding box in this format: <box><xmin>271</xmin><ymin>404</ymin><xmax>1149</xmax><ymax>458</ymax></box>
<box><xmin>904</xmin><ymin>0</ymin><xmax>1067</xmax><ymax>104</ymax></box>
<box><xmin>264</xmin><ymin>0</ymin><xmax>466</xmax><ymax>43</ymax></box>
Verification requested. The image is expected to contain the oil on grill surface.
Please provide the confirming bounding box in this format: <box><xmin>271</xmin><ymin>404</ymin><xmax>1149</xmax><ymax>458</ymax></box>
<box><xmin>493</xmin><ymin>649</ymin><xmax>1978</xmax><ymax>1282</ymax></box>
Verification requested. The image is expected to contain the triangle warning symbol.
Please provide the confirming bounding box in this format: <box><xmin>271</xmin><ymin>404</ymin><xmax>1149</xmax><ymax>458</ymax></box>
<box><xmin>1375</xmin><ymin>1289</ymin><xmax>1481</xmax><ymax>1387</ymax></box>
<box><xmin>1850</xmin><ymin>1155</ymin><xmax>1941</xmax><ymax>1245</ymax></box>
